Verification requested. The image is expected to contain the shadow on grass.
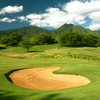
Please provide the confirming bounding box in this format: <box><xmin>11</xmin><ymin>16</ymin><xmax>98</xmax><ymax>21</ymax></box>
<box><xmin>39</xmin><ymin>93</ymin><xmax>73</xmax><ymax>100</ymax></box>
<box><xmin>5</xmin><ymin>68</ymin><xmax>25</xmax><ymax>83</ymax></box>
<box><xmin>0</xmin><ymin>46</ymin><xmax>6</xmax><ymax>50</ymax></box>
<box><xmin>0</xmin><ymin>90</ymin><xmax>23</xmax><ymax>100</ymax></box>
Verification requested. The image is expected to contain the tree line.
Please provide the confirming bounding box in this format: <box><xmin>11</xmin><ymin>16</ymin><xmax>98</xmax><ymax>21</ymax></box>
<box><xmin>0</xmin><ymin>32</ymin><xmax>56</xmax><ymax>52</ymax></box>
<box><xmin>57</xmin><ymin>32</ymin><xmax>100</xmax><ymax>47</ymax></box>
<box><xmin>0</xmin><ymin>32</ymin><xmax>100</xmax><ymax>52</ymax></box>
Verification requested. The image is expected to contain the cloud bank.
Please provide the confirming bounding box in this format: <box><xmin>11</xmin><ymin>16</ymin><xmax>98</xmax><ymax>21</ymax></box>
<box><xmin>1</xmin><ymin>0</ymin><xmax>100</xmax><ymax>30</ymax></box>
<box><xmin>18</xmin><ymin>0</ymin><xmax>100</xmax><ymax>30</ymax></box>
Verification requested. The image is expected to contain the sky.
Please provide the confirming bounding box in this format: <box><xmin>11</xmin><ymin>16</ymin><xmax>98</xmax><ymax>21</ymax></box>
<box><xmin>0</xmin><ymin>0</ymin><xmax>100</xmax><ymax>31</ymax></box>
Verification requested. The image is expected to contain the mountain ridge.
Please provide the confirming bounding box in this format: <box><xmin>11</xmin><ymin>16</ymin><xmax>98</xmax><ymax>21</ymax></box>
<box><xmin>0</xmin><ymin>26</ymin><xmax>49</xmax><ymax>38</ymax></box>
<box><xmin>0</xmin><ymin>24</ymin><xmax>100</xmax><ymax>38</ymax></box>
<box><xmin>49</xmin><ymin>24</ymin><xmax>100</xmax><ymax>37</ymax></box>
<box><xmin>95</xmin><ymin>29</ymin><xmax>100</xmax><ymax>33</ymax></box>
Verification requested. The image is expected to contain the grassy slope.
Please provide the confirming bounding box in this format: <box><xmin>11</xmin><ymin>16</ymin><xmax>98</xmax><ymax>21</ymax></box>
<box><xmin>0</xmin><ymin>44</ymin><xmax>100</xmax><ymax>100</ymax></box>
<box><xmin>0</xmin><ymin>44</ymin><xmax>58</xmax><ymax>53</ymax></box>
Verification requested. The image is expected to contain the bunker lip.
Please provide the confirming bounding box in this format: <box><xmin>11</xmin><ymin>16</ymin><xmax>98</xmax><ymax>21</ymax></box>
<box><xmin>9</xmin><ymin>67</ymin><xmax>91</xmax><ymax>90</ymax></box>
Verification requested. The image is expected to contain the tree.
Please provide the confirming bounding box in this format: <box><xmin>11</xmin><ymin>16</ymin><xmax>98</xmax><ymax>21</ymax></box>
<box><xmin>57</xmin><ymin>32</ymin><xmax>79</xmax><ymax>47</ymax></box>
<box><xmin>81</xmin><ymin>34</ymin><xmax>98</xmax><ymax>47</ymax></box>
<box><xmin>31</xmin><ymin>34</ymin><xmax>39</xmax><ymax>45</ymax></box>
<box><xmin>96</xmin><ymin>40</ymin><xmax>100</xmax><ymax>47</ymax></box>
<box><xmin>57</xmin><ymin>32</ymin><xmax>98</xmax><ymax>47</ymax></box>
<box><xmin>0</xmin><ymin>37</ymin><xmax>11</xmax><ymax>47</ymax></box>
<box><xmin>19</xmin><ymin>40</ymin><xmax>33</xmax><ymax>52</ymax></box>
<box><xmin>31</xmin><ymin>33</ymin><xmax>55</xmax><ymax>45</ymax></box>
<box><xmin>9</xmin><ymin>32</ymin><xmax>23</xmax><ymax>46</ymax></box>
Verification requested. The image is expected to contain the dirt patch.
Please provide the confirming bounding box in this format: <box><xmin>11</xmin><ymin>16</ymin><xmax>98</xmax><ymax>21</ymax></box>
<box><xmin>9</xmin><ymin>67</ymin><xmax>91</xmax><ymax>90</ymax></box>
<box><xmin>1</xmin><ymin>53</ymin><xmax>34</xmax><ymax>57</ymax></box>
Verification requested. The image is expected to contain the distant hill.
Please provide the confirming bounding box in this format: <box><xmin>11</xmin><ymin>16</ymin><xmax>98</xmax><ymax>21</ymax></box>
<box><xmin>49</xmin><ymin>24</ymin><xmax>100</xmax><ymax>37</ymax></box>
<box><xmin>0</xmin><ymin>24</ymin><xmax>100</xmax><ymax>38</ymax></box>
<box><xmin>95</xmin><ymin>29</ymin><xmax>100</xmax><ymax>33</ymax></box>
<box><xmin>0</xmin><ymin>26</ymin><xmax>49</xmax><ymax>38</ymax></box>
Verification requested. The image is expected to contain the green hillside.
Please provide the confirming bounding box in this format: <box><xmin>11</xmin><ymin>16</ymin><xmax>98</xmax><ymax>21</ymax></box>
<box><xmin>95</xmin><ymin>29</ymin><xmax>100</xmax><ymax>33</ymax></box>
<box><xmin>50</xmin><ymin>24</ymin><xmax>100</xmax><ymax>37</ymax></box>
<box><xmin>0</xmin><ymin>26</ymin><xmax>49</xmax><ymax>38</ymax></box>
<box><xmin>0</xmin><ymin>24</ymin><xmax>100</xmax><ymax>38</ymax></box>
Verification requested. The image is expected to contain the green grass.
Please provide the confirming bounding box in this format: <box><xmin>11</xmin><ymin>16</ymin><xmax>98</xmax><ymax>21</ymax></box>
<box><xmin>0</xmin><ymin>44</ymin><xmax>58</xmax><ymax>53</ymax></box>
<box><xmin>0</xmin><ymin>44</ymin><xmax>100</xmax><ymax>100</ymax></box>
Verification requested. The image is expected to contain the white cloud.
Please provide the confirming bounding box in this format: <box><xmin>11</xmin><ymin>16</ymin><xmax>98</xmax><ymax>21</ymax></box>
<box><xmin>26</xmin><ymin>14</ymin><xmax>42</xmax><ymax>20</ymax></box>
<box><xmin>19</xmin><ymin>7</ymin><xmax>86</xmax><ymax>28</ymax></box>
<box><xmin>88</xmin><ymin>24</ymin><xmax>100</xmax><ymax>30</ymax></box>
<box><xmin>87</xmin><ymin>10</ymin><xmax>100</xmax><ymax>30</ymax></box>
<box><xmin>63</xmin><ymin>0</ymin><xmax>100</xmax><ymax>15</ymax></box>
<box><xmin>78</xmin><ymin>20</ymin><xmax>86</xmax><ymax>24</ymax></box>
<box><xmin>0</xmin><ymin>5</ymin><xmax>23</xmax><ymax>14</ymax></box>
<box><xmin>0</xmin><ymin>17</ymin><xmax>16</xmax><ymax>22</ymax></box>
<box><xmin>18</xmin><ymin>16</ymin><xmax>28</xmax><ymax>22</ymax></box>
<box><xmin>89</xmin><ymin>11</ymin><xmax>100</xmax><ymax>21</ymax></box>
<box><xmin>17</xmin><ymin>0</ymin><xmax>100</xmax><ymax>30</ymax></box>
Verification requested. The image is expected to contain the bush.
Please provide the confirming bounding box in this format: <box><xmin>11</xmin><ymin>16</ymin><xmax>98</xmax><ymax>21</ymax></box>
<box><xmin>31</xmin><ymin>33</ymin><xmax>55</xmax><ymax>45</ymax></box>
<box><xmin>9</xmin><ymin>32</ymin><xmax>23</xmax><ymax>46</ymax></box>
<box><xmin>57</xmin><ymin>32</ymin><xmax>98</xmax><ymax>47</ymax></box>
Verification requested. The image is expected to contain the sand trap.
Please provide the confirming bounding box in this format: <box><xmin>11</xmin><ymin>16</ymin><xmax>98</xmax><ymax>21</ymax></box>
<box><xmin>2</xmin><ymin>53</ymin><xmax>34</xmax><ymax>57</ymax></box>
<box><xmin>9</xmin><ymin>67</ymin><xmax>91</xmax><ymax>90</ymax></box>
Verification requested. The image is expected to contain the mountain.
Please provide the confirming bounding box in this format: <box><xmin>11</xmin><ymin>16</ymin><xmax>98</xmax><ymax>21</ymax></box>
<box><xmin>49</xmin><ymin>24</ymin><xmax>100</xmax><ymax>37</ymax></box>
<box><xmin>95</xmin><ymin>29</ymin><xmax>100</xmax><ymax>33</ymax></box>
<box><xmin>0</xmin><ymin>26</ymin><xmax>49</xmax><ymax>38</ymax></box>
<box><xmin>0</xmin><ymin>24</ymin><xmax>100</xmax><ymax>38</ymax></box>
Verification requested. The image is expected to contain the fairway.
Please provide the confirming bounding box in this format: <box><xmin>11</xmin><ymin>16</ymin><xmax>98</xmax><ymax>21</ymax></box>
<box><xmin>0</xmin><ymin>45</ymin><xmax>100</xmax><ymax>100</ymax></box>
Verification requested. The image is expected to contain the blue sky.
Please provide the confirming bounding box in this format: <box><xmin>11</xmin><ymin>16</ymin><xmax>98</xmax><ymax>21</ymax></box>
<box><xmin>0</xmin><ymin>0</ymin><xmax>100</xmax><ymax>30</ymax></box>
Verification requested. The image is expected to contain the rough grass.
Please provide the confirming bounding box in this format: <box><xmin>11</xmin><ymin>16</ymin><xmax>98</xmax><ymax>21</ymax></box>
<box><xmin>0</xmin><ymin>44</ymin><xmax>100</xmax><ymax>100</ymax></box>
<box><xmin>37</xmin><ymin>47</ymin><xmax>100</xmax><ymax>61</ymax></box>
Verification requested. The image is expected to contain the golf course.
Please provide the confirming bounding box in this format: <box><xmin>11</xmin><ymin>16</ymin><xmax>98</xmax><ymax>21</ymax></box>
<box><xmin>0</xmin><ymin>44</ymin><xmax>100</xmax><ymax>100</ymax></box>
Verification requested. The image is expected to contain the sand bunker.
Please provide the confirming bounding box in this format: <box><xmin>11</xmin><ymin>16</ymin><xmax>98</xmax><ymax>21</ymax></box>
<box><xmin>2</xmin><ymin>53</ymin><xmax>34</xmax><ymax>57</ymax></box>
<box><xmin>9</xmin><ymin>67</ymin><xmax>91</xmax><ymax>90</ymax></box>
